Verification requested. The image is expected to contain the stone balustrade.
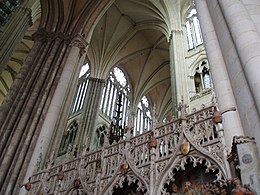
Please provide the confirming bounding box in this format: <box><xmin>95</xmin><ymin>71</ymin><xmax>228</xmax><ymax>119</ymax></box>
<box><xmin>27</xmin><ymin>105</ymin><xmax>227</xmax><ymax>195</ymax></box>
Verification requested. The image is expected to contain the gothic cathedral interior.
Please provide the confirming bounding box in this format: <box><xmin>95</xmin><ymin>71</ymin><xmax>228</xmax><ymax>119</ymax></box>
<box><xmin>0</xmin><ymin>0</ymin><xmax>260</xmax><ymax>194</ymax></box>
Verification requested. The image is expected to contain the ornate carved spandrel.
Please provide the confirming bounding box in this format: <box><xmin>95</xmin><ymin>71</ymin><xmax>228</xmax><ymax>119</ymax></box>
<box><xmin>111</xmin><ymin>174</ymin><xmax>148</xmax><ymax>195</ymax></box>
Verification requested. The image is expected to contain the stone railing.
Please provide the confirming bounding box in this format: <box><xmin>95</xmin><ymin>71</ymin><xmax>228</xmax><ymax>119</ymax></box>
<box><xmin>190</xmin><ymin>88</ymin><xmax>212</xmax><ymax>102</ymax></box>
<box><xmin>27</xmin><ymin>105</ymin><xmax>227</xmax><ymax>195</ymax></box>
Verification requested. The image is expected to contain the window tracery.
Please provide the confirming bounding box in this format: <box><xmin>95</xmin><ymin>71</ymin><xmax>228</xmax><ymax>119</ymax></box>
<box><xmin>100</xmin><ymin>67</ymin><xmax>130</xmax><ymax>127</ymax></box>
<box><xmin>134</xmin><ymin>96</ymin><xmax>152</xmax><ymax>135</ymax></box>
<box><xmin>96</xmin><ymin>125</ymin><xmax>107</xmax><ymax>148</ymax></box>
<box><xmin>193</xmin><ymin>61</ymin><xmax>212</xmax><ymax>93</ymax></box>
<box><xmin>71</xmin><ymin>63</ymin><xmax>90</xmax><ymax>114</ymax></box>
<box><xmin>58</xmin><ymin>120</ymin><xmax>79</xmax><ymax>156</ymax></box>
<box><xmin>185</xmin><ymin>7</ymin><xmax>203</xmax><ymax>50</ymax></box>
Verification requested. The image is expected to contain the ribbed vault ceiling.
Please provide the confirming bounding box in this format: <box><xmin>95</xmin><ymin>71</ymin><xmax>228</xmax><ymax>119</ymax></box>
<box><xmin>0</xmin><ymin>22</ymin><xmax>37</xmax><ymax>104</ymax></box>
<box><xmin>0</xmin><ymin>0</ymin><xmax>191</xmax><ymax>120</ymax></box>
<box><xmin>87</xmin><ymin>0</ymin><xmax>175</xmax><ymax>119</ymax></box>
<box><xmin>0</xmin><ymin>0</ymin><xmax>41</xmax><ymax>104</ymax></box>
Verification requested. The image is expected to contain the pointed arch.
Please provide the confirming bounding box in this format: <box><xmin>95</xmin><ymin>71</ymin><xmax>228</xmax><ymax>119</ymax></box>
<box><xmin>99</xmin><ymin>66</ymin><xmax>131</xmax><ymax>127</ymax></box>
<box><xmin>100</xmin><ymin>152</ymin><xmax>149</xmax><ymax>195</ymax></box>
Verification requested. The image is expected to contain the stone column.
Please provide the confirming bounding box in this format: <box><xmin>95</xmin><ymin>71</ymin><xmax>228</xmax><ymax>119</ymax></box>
<box><xmin>218</xmin><ymin>0</ymin><xmax>260</xmax><ymax>116</ymax></box>
<box><xmin>78</xmin><ymin>77</ymin><xmax>105</xmax><ymax>150</ymax></box>
<box><xmin>0</xmin><ymin>5</ymin><xmax>32</xmax><ymax>73</ymax></box>
<box><xmin>169</xmin><ymin>29</ymin><xmax>189</xmax><ymax>116</ymax></box>
<box><xmin>19</xmin><ymin>35</ymin><xmax>87</xmax><ymax>195</ymax></box>
<box><xmin>0</xmin><ymin>34</ymin><xmax>43</xmax><ymax>129</ymax></box>
<box><xmin>194</xmin><ymin>0</ymin><xmax>244</xmax><ymax>149</ymax></box>
<box><xmin>0</xmin><ymin>28</ymin><xmax>74</xmax><ymax>194</ymax></box>
<box><xmin>0</xmin><ymin>30</ymin><xmax>51</xmax><ymax>157</ymax></box>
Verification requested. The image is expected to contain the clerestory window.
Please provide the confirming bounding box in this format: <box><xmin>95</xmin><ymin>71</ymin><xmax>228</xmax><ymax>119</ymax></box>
<box><xmin>185</xmin><ymin>8</ymin><xmax>203</xmax><ymax>50</ymax></box>
<box><xmin>194</xmin><ymin>61</ymin><xmax>212</xmax><ymax>93</ymax></box>
<box><xmin>71</xmin><ymin>63</ymin><xmax>90</xmax><ymax>114</ymax></box>
<box><xmin>58</xmin><ymin>120</ymin><xmax>78</xmax><ymax>156</ymax></box>
<box><xmin>134</xmin><ymin>96</ymin><xmax>152</xmax><ymax>135</ymax></box>
<box><xmin>100</xmin><ymin>67</ymin><xmax>130</xmax><ymax>127</ymax></box>
<box><xmin>96</xmin><ymin>125</ymin><xmax>107</xmax><ymax>148</ymax></box>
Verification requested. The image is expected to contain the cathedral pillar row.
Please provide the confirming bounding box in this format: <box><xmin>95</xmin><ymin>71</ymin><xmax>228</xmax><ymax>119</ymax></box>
<box><xmin>169</xmin><ymin>29</ymin><xmax>189</xmax><ymax>116</ymax></box>
<box><xmin>218</xmin><ymin>0</ymin><xmax>260</xmax><ymax>117</ymax></box>
<box><xmin>20</xmin><ymin>35</ymin><xmax>87</xmax><ymax>194</ymax></box>
<box><xmin>79</xmin><ymin>77</ymin><xmax>105</xmax><ymax>151</ymax></box>
<box><xmin>0</xmin><ymin>28</ymin><xmax>80</xmax><ymax>195</ymax></box>
<box><xmin>0</xmin><ymin>35</ymin><xmax>43</xmax><ymax>130</ymax></box>
<box><xmin>0</xmin><ymin>30</ymin><xmax>54</xmax><ymax>158</ymax></box>
<box><xmin>0</xmin><ymin>5</ymin><xmax>32</xmax><ymax>74</ymax></box>
<box><xmin>194</xmin><ymin>0</ymin><xmax>244</xmax><ymax>150</ymax></box>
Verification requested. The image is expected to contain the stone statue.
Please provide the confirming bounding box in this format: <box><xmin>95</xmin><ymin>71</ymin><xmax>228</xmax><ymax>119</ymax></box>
<box><xmin>183</xmin><ymin>181</ymin><xmax>196</xmax><ymax>195</ymax></box>
<box><xmin>171</xmin><ymin>183</ymin><xmax>179</xmax><ymax>195</ymax></box>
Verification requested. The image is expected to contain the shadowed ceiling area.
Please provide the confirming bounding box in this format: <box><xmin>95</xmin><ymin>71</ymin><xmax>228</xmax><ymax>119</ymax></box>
<box><xmin>87</xmin><ymin>0</ymin><xmax>173</xmax><ymax>119</ymax></box>
<box><xmin>0</xmin><ymin>0</ymin><xmax>41</xmax><ymax>104</ymax></box>
<box><xmin>0</xmin><ymin>23</ymin><xmax>36</xmax><ymax>104</ymax></box>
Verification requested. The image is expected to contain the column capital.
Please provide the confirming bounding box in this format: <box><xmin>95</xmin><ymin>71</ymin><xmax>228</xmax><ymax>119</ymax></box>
<box><xmin>32</xmin><ymin>29</ymin><xmax>73</xmax><ymax>43</ymax></box>
<box><xmin>71</xmin><ymin>34</ymin><xmax>89</xmax><ymax>54</ymax></box>
<box><xmin>168</xmin><ymin>29</ymin><xmax>184</xmax><ymax>43</ymax></box>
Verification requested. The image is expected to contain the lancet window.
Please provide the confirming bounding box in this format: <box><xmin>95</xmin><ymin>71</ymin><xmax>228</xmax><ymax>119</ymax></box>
<box><xmin>100</xmin><ymin>67</ymin><xmax>130</xmax><ymax>127</ymax></box>
<box><xmin>134</xmin><ymin>96</ymin><xmax>152</xmax><ymax>135</ymax></box>
<box><xmin>185</xmin><ymin>8</ymin><xmax>203</xmax><ymax>50</ymax></box>
<box><xmin>58</xmin><ymin>120</ymin><xmax>79</xmax><ymax>156</ymax></box>
<box><xmin>71</xmin><ymin>63</ymin><xmax>90</xmax><ymax>114</ymax></box>
<box><xmin>96</xmin><ymin>125</ymin><xmax>107</xmax><ymax>148</ymax></box>
<box><xmin>194</xmin><ymin>61</ymin><xmax>212</xmax><ymax>93</ymax></box>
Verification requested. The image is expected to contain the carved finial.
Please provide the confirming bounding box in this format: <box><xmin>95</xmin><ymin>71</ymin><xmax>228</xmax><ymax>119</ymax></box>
<box><xmin>152</xmin><ymin>104</ymin><xmax>158</xmax><ymax>129</ymax></box>
<box><xmin>34</xmin><ymin>152</ymin><xmax>42</xmax><ymax>173</ymax></box>
<box><xmin>57</xmin><ymin>166</ymin><xmax>64</xmax><ymax>181</ymax></box>
<box><xmin>177</xmin><ymin>98</ymin><xmax>188</xmax><ymax>118</ymax></box>
<box><xmin>46</xmin><ymin>152</ymin><xmax>55</xmax><ymax>169</ymax></box>
<box><xmin>125</xmin><ymin>107</ymin><xmax>134</xmax><ymax>139</ymax></box>
<box><xmin>73</xmin><ymin>145</ymin><xmax>78</xmax><ymax>157</ymax></box>
<box><xmin>211</xmin><ymin>89</ymin><xmax>218</xmax><ymax>107</ymax></box>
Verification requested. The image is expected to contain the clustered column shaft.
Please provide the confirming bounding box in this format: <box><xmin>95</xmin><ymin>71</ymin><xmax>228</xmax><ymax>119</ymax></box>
<box><xmin>20</xmin><ymin>35</ymin><xmax>87</xmax><ymax>195</ymax></box>
<box><xmin>194</xmin><ymin>0</ymin><xmax>244</xmax><ymax>149</ymax></box>
<box><xmin>0</xmin><ymin>29</ymin><xmax>79</xmax><ymax>194</ymax></box>
<box><xmin>218</xmin><ymin>0</ymin><xmax>260</xmax><ymax>116</ymax></box>
<box><xmin>79</xmin><ymin>77</ymin><xmax>105</xmax><ymax>150</ymax></box>
<box><xmin>0</xmin><ymin>5</ymin><xmax>32</xmax><ymax>74</ymax></box>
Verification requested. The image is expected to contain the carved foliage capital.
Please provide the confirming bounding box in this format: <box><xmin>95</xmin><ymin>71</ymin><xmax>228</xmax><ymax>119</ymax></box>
<box><xmin>71</xmin><ymin>34</ymin><xmax>89</xmax><ymax>55</ymax></box>
<box><xmin>32</xmin><ymin>29</ymin><xmax>72</xmax><ymax>43</ymax></box>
